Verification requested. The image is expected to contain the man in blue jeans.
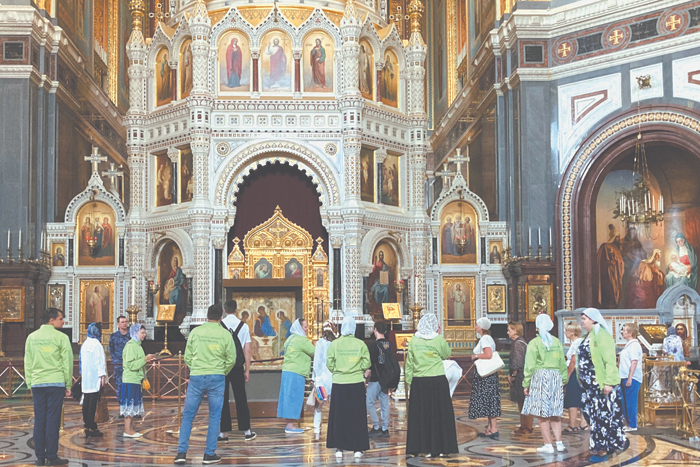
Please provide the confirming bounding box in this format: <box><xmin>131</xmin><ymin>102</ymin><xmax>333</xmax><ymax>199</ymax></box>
<box><xmin>175</xmin><ymin>304</ymin><xmax>236</xmax><ymax>465</ymax></box>
<box><xmin>366</xmin><ymin>322</ymin><xmax>390</xmax><ymax>437</ymax></box>
<box><xmin>25</xmin><ymin>308</ymin><xmax>73</xmax><ymax>466</ymax></box>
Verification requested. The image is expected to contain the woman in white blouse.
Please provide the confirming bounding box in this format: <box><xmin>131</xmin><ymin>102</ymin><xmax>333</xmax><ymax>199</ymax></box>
<box><xmin>468</xmin><ymin>318</ymin><xmax>501</xmax><ymax>439</ymax></box>
<box><xmin>80</xmin><ymin>323</ymin><xmax>107</xmax><ymax>437</ymax></box>
<box><xmin>619</xmin><ymin>323</ymin><xmax>643</xmax><ymax>432</ymax></box>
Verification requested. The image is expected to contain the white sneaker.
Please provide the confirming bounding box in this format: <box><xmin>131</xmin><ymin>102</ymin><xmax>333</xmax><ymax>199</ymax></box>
<box><xmin>556</xmin><ymin>441</ymin><xmax>566</xmax><ymax>452</ymax></box>
<box><xmin>624</xmin><ymin>426</ymin><xmax>638</xmax><ymax>432</ymax></box>
<box><xmin>335</xmin><ymin>451</ymin><xmax>343</xmax><ymax>459</ymax></box>
<box><xmin>537</xmin><ymin>444</ymin><xmax>555</xmax><ymax>454</ymax></box>
<box><xmin>354</xmin><ymin>452</ymin><xmax>363</xmax><ymax>459</ymax></box>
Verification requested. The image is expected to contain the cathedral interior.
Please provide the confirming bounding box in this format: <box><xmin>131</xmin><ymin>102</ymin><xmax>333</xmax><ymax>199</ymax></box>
<box><xmin>2</xmin><ymin>0</ymin><xmax>700</xmax><ymax>465</ymax></box>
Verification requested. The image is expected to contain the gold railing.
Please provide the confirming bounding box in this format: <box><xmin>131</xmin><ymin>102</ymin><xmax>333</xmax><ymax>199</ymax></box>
<box><xmin>0</xmin><ymin>360</ymin><xmax>28</xmax><ymax>398</ymax></box>
<box><xmin>675</xmin><ymin>365</ymin><xmax>700</xmax><ymax>439</ymax></box>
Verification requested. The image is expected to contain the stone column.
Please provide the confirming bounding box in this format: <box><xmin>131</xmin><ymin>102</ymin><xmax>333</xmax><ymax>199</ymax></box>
<box><xmin>293</xmin><ymin>50</ymin><xmax>302</xmax><ymax>98</ymax></box>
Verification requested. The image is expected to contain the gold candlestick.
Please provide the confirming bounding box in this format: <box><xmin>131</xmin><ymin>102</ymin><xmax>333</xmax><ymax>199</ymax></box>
<box><xmin>159</xmin><ymin>321</ymin><xmax>172</xmax><ymax>356</ymax></box>
<box><xmin>409</xmin><ymin>305</ymin><xmax>424</xmax><ymax>330</ymax></box>
<box><xmin>126</xmin><ymin>304</ymin><xmax>139</xmax><ymax>326</ymax></box>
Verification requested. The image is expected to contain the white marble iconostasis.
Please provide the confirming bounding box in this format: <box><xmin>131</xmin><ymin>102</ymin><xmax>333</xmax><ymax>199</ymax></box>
<box><xmin>427</xmin><ymin>171</ymin><xmax>508</xmax><ymax>349</ymax></box>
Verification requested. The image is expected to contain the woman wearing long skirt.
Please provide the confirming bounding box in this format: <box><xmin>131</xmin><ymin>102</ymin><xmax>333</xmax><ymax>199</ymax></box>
<box><xmin>80</xmin><ymin>323</ymin><xmax>107</xmax><ymax>437</ymax></box>
<box><xmin>507</xmin><ymin>322</ymin><xmax>532</xmax><ymax>434</ymax></box>
<box><xmin>579</xmin><ymin>308</ymin><xmax>627</xmax><ymax>463</ymax></box>
<box><xmin>563</xmin><ymin>322</ymin><xmax>586</xmax><ymax>432</ymax></box>
<box><xmin>312</xmin><ymin>321</ymin><xmax>336</xmax><ymax>440</ymax></box>
<box><xmin>326</xmin><ymin>316</ymin><xmax>371</xmax><ymax>460</ymax></box>
<box><xmin>121</xmin><ymin>324</ymin><xmax>155</xmax><ymax>438</ymax></box>
<box><xmin>277</xmin><ymin>319</ymin><xmax>315</xmax><ymax>434</ymax></box>
<box><xmin>468</xmin><ymin>318</ymin><xmax>501</xmax><ymax>439</ymax></box>
<box><xmin>521</xmin><ymin>314</ymin><xmax>568</xmax><ymax>454</ymax></box>
<box><xmin>405</xmin><ymin>314</ymin><xmax>458</xmax><ymax>458</ymax></box>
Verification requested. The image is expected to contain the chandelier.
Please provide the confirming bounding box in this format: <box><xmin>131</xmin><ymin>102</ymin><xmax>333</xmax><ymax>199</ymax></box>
<box><xmin>613</xmin><ymin>75</ymin><xmax>664</xmax><ymax>237</ymax></box>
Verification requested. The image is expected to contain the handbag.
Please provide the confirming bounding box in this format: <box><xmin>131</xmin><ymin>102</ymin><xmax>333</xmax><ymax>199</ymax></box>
<box><xmin>474</xmin><ymin>352</ymin><xmax>505</xmax><ymax>377</ymax></box>
<box><xmin>95</xmin><ymin>387</ymin><xmax>109</xmax><ymax>423</ymax></box>
<box><xmin>142</xmin><ymin>378</ymin><xmax>151</xmax><ymax>391</ymax></box>
<box><xmin>71</xmin><ymin>380</ymin><xmax>82</xmax><ymax>401</ymax></box>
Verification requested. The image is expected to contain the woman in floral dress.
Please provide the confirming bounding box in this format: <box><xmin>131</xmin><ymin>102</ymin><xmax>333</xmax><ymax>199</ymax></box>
<box><xmin>578</xmin><ymin>308</ymin><xmax>627</xmax><ymax>462</ymax></box>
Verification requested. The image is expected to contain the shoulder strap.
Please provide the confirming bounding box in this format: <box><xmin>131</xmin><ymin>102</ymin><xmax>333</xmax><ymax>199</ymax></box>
<box><xmin>235</xmin><ymin>320</ymin><xmax>245</xmax><ymax>334</ymax></box>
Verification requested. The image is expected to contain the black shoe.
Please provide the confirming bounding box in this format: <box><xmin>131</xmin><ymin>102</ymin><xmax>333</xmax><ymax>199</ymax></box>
<box><xmin>89</xmin><ymin>429</ymin><xmax>104</xmax><ymax>438</ymax></box>
<box><xmin>134</xmin><ymin>415</ymin><xmax>142</xmax><ymax>419</ymax></box>
<box><xmin>35</xmin><ymin>459</ymin><xmax>45</xmax><ymax>466</ymax></box>
<box><xmin>380</xmin><ymin>429</ymin><xmax>390</xmax><ymax>438</ymax></box>
<box><xmin>202</xmin><ymin>453</ymin><xmax>222</xmax><ymax>464</ymax></box>
<box><xmin>245</xmin><ymin>432</ymin><xmax>257</xmax><ymax>441</ymax></box>
<box><xmin>46</xmin><ymin>458</ymin><xmax>69</xmax><ymax>466</ymax></box>
<box><xmin>118</xmin><ymin>414</ymin><xmax>125</xmax><ymax>419</ymax></box>
<box><xmin>487</xmin><ymin>431</ymin><xmax>499</xmax><ymax>440</ymax></box>
<box><xmin>174</xmin><ymin>452</ymin><xmax>187</xmax><ymax>464</ymax></box>
<box><xmin>368</xmin><ymin>428</ymin><xmax>381</xmax><ymax>437</ymax></box>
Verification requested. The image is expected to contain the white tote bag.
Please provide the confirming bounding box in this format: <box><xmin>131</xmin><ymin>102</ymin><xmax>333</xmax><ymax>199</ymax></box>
<box><xmin>474</xmin><ymin>352</ymin><xmax>505</xmax><ymax>377</ymax></box>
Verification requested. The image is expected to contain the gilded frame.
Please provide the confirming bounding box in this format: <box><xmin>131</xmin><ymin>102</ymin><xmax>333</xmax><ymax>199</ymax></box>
<box><xmin>0</xmin><ymin>286</ymin><xmax>25</xmax><ymax>322</ymax></box>
<box><xmin>486</xmin><ymin>284</ymin><xmax>506</xmax><ymax>314</ymax></box>
<box><xmin>394</xmin><ymin>331</ymin><xmax>415</xmax><ymax>351</ymax></box>
<box><xmin>442</xmin><ymin>276</ymin><xmax>477</xmax><ymax>344</ymax></box>
<box><xmin>79</xmin><ymin>279</ymin><xmax>114</xmax><ymax>344</ymax></box>
<box><xmin>526</xmin><ymin>282</ymin><xmax>554</xmax><ymax>322</ymax></box>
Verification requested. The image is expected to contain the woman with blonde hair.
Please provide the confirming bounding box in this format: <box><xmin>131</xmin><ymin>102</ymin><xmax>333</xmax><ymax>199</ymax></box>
<box><xmin>521</xmin><ymin>314</ymin><xmax>568</xmax><ymax>454</ymax></box>
<box><xmin>507</xmin><ymin>321</ymin><xmax>532</xmax><ymax>434</ymax></box>
<box><xmin>619</xmin><ymin>322</ymin><xmax>643</xmax><ymax>432</ymax></box>
<box><xmin>563</xmin><ymin>321</ymin><xmax>587</xmax><ymax>432</ymax></box>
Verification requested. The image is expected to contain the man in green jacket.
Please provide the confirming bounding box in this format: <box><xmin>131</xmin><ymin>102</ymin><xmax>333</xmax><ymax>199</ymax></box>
<box><xmin>25</xmin><ymin>308</ymin><xmax>73</xmax><ymax>466</ymax></box>
<box><xmin>175</xmin><ymin>304</ymin><xmax>236</xmax><ymax>465</ymax></box>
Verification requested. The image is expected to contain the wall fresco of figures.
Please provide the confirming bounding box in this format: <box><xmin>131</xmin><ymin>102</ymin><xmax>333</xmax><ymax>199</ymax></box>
<box><xmin>381</xmin><ymin>154</ymin><xmax>400</xmax><ymax>206</ymax></box>
<box><xmin>368</xmin><ymin>240</ymin><xmax>398</xmax><ymax>319</ymax></box>
<box><xmin>261</xmin><ymin>31</ymin><xmax>293</xmax><ymax>93</ymax></box>
<box><xmin>218</xmin><ymin>31</ymin><xmax>251</xmax><ymax>93</ymax></box>
<box><xmin>380</xmin><ymin>50</ymin><xmax>399</xmax><ymax>108</ymax></box>
<box><xmin>303</xmin><ymin>32</ymin><xmax>334</xmax><ymax>93</ymax></box>
<box><xmin>440</xmin><ymin>200</ymin><xmax>478</xmax><ymax>264</ymax></box>
<box><xmin>179</xmin><ymin>147</ymin><xmax>193</xmax><ymax>203</ymax></box>
<box><xmin>360</xmin><ymin>146</ymin><xmax>375</xmax><ymax>202</ymax></box>
<box><xmin>596</xmin><ymin>169</ymin><xmax>700</xmax><ymax>309</ymax></box>
<box><xmin>155</xmin><ymin>47</ymin><xmax>173</xmax><ymax>107</ymax></box>
<box><xmin>358</xmin><ymin>40</ymin><xmax>374</xmax><ymax>101</ymax></box>
<box><xmin>180</xmin><ymin>39</ymin><xmax>193</xmax><ymax>99</ymax></box>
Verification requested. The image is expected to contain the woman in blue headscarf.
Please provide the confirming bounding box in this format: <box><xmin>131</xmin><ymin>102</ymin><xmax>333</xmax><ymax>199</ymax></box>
<box><xmin>120</xmin><ymin>324</ymin><xmax>156</xmax><ymax>438</ymax></box>
<box><xmin>521</xmin><ymin>314</ymin><xmax>568</xmax><ymax>454</ymax></box>
<box><xmin>80</xmin><ymin>323</ymin><xmax>107</xmax><ymax>437</ymax></box>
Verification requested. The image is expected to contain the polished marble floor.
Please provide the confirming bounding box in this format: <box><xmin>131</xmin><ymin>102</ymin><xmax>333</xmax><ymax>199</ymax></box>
<box><xmin>1</xmin><ymin>397</ymin><xmax>699</xmax><ymax>466</ymax></box>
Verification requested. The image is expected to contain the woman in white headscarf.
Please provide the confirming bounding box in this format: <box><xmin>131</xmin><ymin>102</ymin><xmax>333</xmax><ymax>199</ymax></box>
<box><xmin>277</xmin><ymin>319</ymin><xmax>315</xmax><ymax>434</ymax></box>
<box><xmin>579</xmin><ymin>308</ymin><xmax>627</xmax><ymax>462</ymax></box>
<box><xmin>405</xmin><ymin>314</ymin><xmax>458</xmax><ymax>458</ymax></box>
<box><xmin>311</xmin><ymin>321</ymin><xmax>336</xmax><ymax>440</ymax></box>
<box><xmin>326</xmin><ymin>316</ymin><xmax>371</xmax><ymax>460</ymax></box>
<box><xmin>521</xmin><ymin>314</ymin><xmax>568</xmax><ymax>454</ymax></box>
<box><xmin>468</xmin><ymin>317</ymin><xmax>501</xmax><ymax>439</ymax></box>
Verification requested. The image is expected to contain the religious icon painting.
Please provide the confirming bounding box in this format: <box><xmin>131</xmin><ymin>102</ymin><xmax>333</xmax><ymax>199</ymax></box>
<box><xmin>155</xmin><ymin>153</ymin><xmax>173</xmax><ymax>207</ymax></box>
<box><xmin>76</xmin><ymin>201</ymin><xmax>117</xmax><ymax>267</ymax></box>
<box><xmin>486</xmin><ymin>284</ymin><xmax>506</xmax><ymax>314</ymax></box>
<box><xmin>158</xmin><ymin>240</ymin><xmax>187</xmax><ymax>320</ymax></box>
<box><xmin>488</xmin><ymin>240</ymin><xmax>503</xmax><ymax>264</ymax></box>
<box><xmin>179</xmin><ymin>147</ymin><xmax>193</xmax><ymax>203</ymax></box>
<box><xmin>358</xmin><ymin>40</ymin><xmax>374</xmax><ymax>101</ymax></box>
<box><xmin>179</xmin><ymin>39</ymin><xmax>193</xmax><ymax>99</ymax></box>
<box><xmin>155</xmin><ymin>47</ymin><xmax>173</xmax><ymax>107</ymax></box>
<box><xmin>394</xmin><ymin>331</ymin><xmax>414</xmax><ymax>351</ymax></box>
<box><xmin>303</xmin><ymin>32</ymin><xmax>334</xmax><ymax>93</ymax></box>
<box><xmin>236</xmin><ymin>292</ymin><xmax>296</xmax><ymax>362</ymax></box>
<box><xmin>253</xmin><ymin>258</ymin><xmax>273</xmax><ymax>279</ymax></box>
<box><xmin>526</xmin><ymin>282</ymin><xmax>554</xmax><ymax>322</ymax></box>
<box><xmin>218</xmin><ymin>31</ymin><xmax>250</xmax><ymax>93</ymax></box>
<box><xmin>360</xmin><ymin>146</ymin><xmax>375</xmax><ymax>203</ymax></box>
<box><xmin>368</xmin><ymin>240</ymin><xmax>398</xmax><ymax>320</ymax></box>
<box><xmin>380</xmin><ymin>154</ymin><xmax>400</xmax><ymax>206</ymax></box>
<box><xmin>261</xmin><ymin>31</ymin><xmax>292</xmax><ymax>93</ymax></box>
<box><xmin>440</xmin><ymin>200</ymin><xmax>478</xmax><ymax>264</ymax></box>
<box><xmin>285</xmin><ymin>258</ymin><xmax>303</xmax><ymax>279</ymax></box>
<box><xmin>0</xmin><ymin>287</ymin><xmax>24</xmax><ymax>322</ymax></box>
<box><xmin>442</xmin><ymin>277</ymin><xmax>476</xmax><ymax>328</ymax></box>
<box><xmin>380</xmin><ymin>49</ymin><xmax>399</xmax><ymax>108</ymax></box>
<box><xmin>48</xmin><ymin>284</ymin><xmax>65</xmax><ymax>312</ymax></box>
<box><xmin>79</xmin><ymin>279</ymin><xmax>113</xmax><ymax>342</ymax></box>
<box><xmin>315</xmin><ymin>268</ymin><xmax>324</xmax><ymax>287</ymax></box>
<box><xmin>51</xmin><ymin>242</ymin><xmax>66</xmax><ymax>267</ymax></box>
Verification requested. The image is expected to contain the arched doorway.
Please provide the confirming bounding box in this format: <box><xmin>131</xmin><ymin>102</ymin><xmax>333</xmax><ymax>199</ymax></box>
<box><xmin>558</xmin><ymin>105</ymin><xmax>700</xmax><ymax>310</ymax></box>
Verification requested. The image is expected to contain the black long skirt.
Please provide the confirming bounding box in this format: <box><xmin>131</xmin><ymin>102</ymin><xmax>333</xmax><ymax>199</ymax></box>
<box><xmin>326</xmin><ymin>382</ymin><xmax>370</xmax><ymax>452</ymax></box>
<box><xmin>406</xmin><ymin>375</ymin><xmax>459</xmax><ymax>456</ymax></box>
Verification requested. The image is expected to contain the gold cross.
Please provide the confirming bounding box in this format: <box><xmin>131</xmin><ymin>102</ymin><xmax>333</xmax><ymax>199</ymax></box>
<box><xmin>148</xmin><ymin>2</ymin><xmax>170</xmax><ymax>23</ymax></box>
<box><xmin>557</xmin><ymin>43</ymin><xmax>571</xmax><ymax>58</ymax></box>
<box><xmin>609</xmin><ymin>29</ymin><xmax>624</xmax><ymax>45</ymax></box>
<box><xmin>666</xmin><ymin>15</ymin><xmax>681</xmax><ymax>31</ymax></box>
<box><xmin>269</xmin><ymin>221</ymin><xmax>288</xmax><ymax>238</ymax></box>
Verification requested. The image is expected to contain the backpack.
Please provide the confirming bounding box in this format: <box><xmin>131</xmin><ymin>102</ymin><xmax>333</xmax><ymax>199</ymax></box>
<box><xmin>222</xmin><ymin>320</ymin><xmax>246</xmax><ymax>369</ymax></box>
<box><xmin>375</xmin><ymin>341</ymin><xmax>401</xmax><ymax>390</ymax></box>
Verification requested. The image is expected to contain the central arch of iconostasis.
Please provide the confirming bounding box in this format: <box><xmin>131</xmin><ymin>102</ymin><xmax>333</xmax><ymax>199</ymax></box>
<box><xmin>46</xmin><ymin>155</ymin><xmax>127</xmax><ymax>345</ymax></box>
<box><xmin>428</xmin><ymin>172</ymin><xmax>508</xmax><ymax>350</ymax></box>
<box><xmin>146</xmin><ymin>6</ymin><xmax>406</xmax><ymax>109</ymax></box>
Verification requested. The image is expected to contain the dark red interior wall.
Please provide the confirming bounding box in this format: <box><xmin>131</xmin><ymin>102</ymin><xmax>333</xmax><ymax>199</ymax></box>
<box><xmin>227</xmin><ymin>161</ymin><xmax>328</xmax><ymax>255</ymax></box>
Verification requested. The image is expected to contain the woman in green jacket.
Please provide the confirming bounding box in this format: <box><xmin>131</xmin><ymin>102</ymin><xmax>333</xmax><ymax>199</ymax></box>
<box><xmin>405</xmin><ymin>314</ymin><xmax>458</xmax><ymax>458</ymax></box>
<box><xmin>521</xmin><ymin>314</ymin><xmax>568</xmax><ymax>454</ymax></box>
<box><xmin>120</xmin><ymin>324</ymin><xmax>156</xmax><ymax>438</ymax></box>
<box><xmin>579</xmin><ymin>308</ymin><xmax>627</xmax><ymax>462</ymax></box>
<box><xmin>277</xmin><ymin>318</ymin><xmax>315</xmax><ymax>434</ymax></box>
<box><xmin>326</xmin><ymin>315</ymin><xmax>371</xmax><ymax>460</ymax></box>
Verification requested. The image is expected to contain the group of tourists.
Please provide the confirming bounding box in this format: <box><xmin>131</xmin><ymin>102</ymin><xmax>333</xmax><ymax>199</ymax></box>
<box><xmin>25</xmin><ymin>303</ymin><xmax>686</xmax><ymax>465</ymax></box>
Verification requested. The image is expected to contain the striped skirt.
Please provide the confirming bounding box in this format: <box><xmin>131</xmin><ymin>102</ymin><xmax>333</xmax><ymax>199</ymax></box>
<box><xmin>521</xmin><ymin>369</ymin><xmax>564</xmax><ymax>419</ymax></box>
